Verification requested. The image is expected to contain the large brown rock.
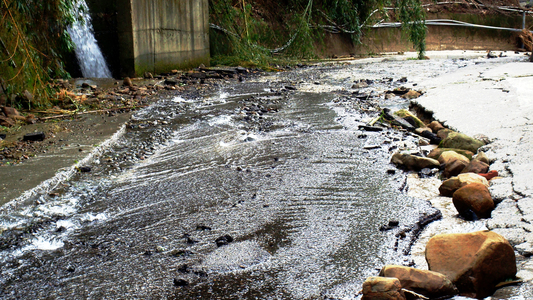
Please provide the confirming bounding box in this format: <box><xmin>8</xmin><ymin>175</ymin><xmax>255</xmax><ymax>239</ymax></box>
<box><xmin>439</xmin><ymin>173</ymin><xmax>489</xmax><ymax>197</ymax></box>
<box><xmin>402</xmin><ymin>90</ymin><xmax>421</xmax><ymax>100</ymax></box>
<box><xmin>379</xmin><ymin>265</ymin><xmax>458</xmax><ymax>298</ymax></box>
<box><xmin>437</xmin><ymin>128</ymin><xmax>454</xmax><ymax>140</ymax></box>
<box><xmin>440</xmin><ymin>132</ymin><xmax>485</xmax><ymax>153</ymax></box>
<box><xmin>362</xmin><ymin>276</ymin><xmax>406</xmax><ymax>300</ymax></box>
<box><xmin>428</xmin><ymin>121</ymin><xmax>445</xmax><ymax>132</ymax></box>
<box><xmin>452</xmin><ymin>183</ymin><xmax>494</xmax><ymax>219</ymax></box>
<box><xmin>428</xmin><ymin>148</ymin><xmax>474</xmax><ymax>160</ymax></box>
<box><xmin>443</xmin><ymin>160</ymin><xmax>469</xmax><ymax>178</ymax></box>
<box><xmin>440</xmin><ymin>152</ymin><xmax>470</xmax><ymax>178</ymax></box>
<box><xmin>425</xmin><ymin>231</ymin><xmax>516</xmax><ymax>298</ymax></box>
<box><xmin>391</xmin><ymin>152</ymin><xmax>440</xmax><ymax>171</ymax></box>
<box><xmin>473</xmin><ymin>151</ymin><xmax>490</xmax><ymax>165</ymax></box>
<box><xmin>438</xmin><ymin>151</ymin><xmax>470</xmax><ymax>165</ymax></box>
<box><xmin>414</xmin><ymin>127</ymin><xmax>432</xmax><ymax>135</ymax></box>
<box><xmin>461</xmin><ymin>160</ymin><xmax>490</xmax><ymax>174</ymax></box>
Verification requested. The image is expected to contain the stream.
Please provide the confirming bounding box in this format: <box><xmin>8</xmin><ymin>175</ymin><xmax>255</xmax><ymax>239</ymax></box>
<box><xmin>0</xmin><ymin>56</ymin><xmax>515</xmax><ymax>299</ymax></box>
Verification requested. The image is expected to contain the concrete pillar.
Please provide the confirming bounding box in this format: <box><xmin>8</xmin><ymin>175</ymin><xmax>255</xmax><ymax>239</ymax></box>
<box><xmin>117</xmin><ymin>0</ymin><xmax>209</xmax><ymax>77</ymax></box>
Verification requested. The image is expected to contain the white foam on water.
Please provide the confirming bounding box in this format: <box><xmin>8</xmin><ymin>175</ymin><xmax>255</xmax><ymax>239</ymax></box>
<box><xmin>218</xmin><ymin>140</ymin><xmax>232</xmax><ymax>148</ymax></box>
<box><xmin>82</xmin><ymin>212</ymin><xmax>108</xmax><ymax>222</ymax></box>
<box><xmin>219</xmin><ymin>92</ymin><xmax>230</xmax><ymax>100</ymax></box>
<box><xmin>171</xmin><ymin>96</ymin><xmax>193</xmax><ymax>103</ymax></box>
<box><xmin>208</xmin><ymin>115</ymin><xmax>234</xmax><ymax>127</ymax></box>
<box><xmin>30</xmin><ymin>236</ymin><xmax>65</xmax><ymax>251</ymax></box>
<box><xmin>32</xmin><ymin>198</ymin><xmax>79</xmax><ymax>218</ymax></box>
<box><xmin>0</xmin><ymin>125</ymin><xmax>126</xmax><ymax>218</ymax></box>
<box><xmin>56</xmin><ymin>219</ymin><xmax>77</xmax><ymax>231</ymax></box>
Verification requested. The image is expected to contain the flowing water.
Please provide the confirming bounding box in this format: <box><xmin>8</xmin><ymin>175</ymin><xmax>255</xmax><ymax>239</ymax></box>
<box><xmin>67</xmin><ymin>0</ymin><xmax>112</xmax><ymax>78</ymax></box>
<box><xmin>0</xmin><ymin>57</ymin><xmax>512</xmax><ymax>299</ymax></box>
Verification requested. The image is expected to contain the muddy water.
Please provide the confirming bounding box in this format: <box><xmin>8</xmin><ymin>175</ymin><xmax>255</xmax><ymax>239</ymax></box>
<box><xmin>0</xmin><ymin>57</ymin><xmax>502</xmax><ymax>299</ymax></box>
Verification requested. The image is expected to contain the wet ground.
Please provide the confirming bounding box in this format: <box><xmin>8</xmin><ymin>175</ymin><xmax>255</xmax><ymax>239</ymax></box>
<box><xmin>0</xmin><ymin>52</ymin><xmax>528</xmax><ymax>299</ymax></box>
<box><xmin>0</xmin><ymin>113</ymin><xmax>131</xmax><ymax>204</ymax></box>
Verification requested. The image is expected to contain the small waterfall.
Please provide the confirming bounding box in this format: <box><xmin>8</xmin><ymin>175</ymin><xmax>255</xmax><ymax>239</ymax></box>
<box><xmin>67</xmin><ymin>0</ymin><xmax>112</xmax><ymax>78</ymax></box>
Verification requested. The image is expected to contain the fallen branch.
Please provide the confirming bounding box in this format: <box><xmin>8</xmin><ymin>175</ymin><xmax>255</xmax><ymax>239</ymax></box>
<box><xmin>38</xmin><ymin>106</ymin><xmax>148</xmax><ymax>120</ymax></box>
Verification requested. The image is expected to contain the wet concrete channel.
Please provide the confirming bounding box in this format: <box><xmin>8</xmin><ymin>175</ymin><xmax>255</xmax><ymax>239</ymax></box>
<box><xmin>0</xmin><ymin>52</ymin><xmax>529</xmax><ymax>299</ymax></box>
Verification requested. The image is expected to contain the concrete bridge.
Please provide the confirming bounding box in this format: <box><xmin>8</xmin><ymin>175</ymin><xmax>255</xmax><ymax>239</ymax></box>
<box><xmin>88</xmin><ymin>0</ymin><xmax>209</xmax><ymax>78</ymax></box>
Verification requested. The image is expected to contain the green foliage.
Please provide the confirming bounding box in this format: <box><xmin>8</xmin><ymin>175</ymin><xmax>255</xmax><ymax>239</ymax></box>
<box><xmin>209</xmin><ymin>0</ymin><xmax>427</xmax><ymax>67</ymax></box>
<box><xmin>0</xmin><ymin>0</ymin><xmax>76</xmax><ymax>109</ymax></box>
<box><xmin>395</xmin><ymin>0</ymin><xmax>426</xmax><ymax>58</ymax></box>
<box><xmin>209</xmin><ymin>0</ymin><xmax>286</xmax><ymax>67</ymax></box>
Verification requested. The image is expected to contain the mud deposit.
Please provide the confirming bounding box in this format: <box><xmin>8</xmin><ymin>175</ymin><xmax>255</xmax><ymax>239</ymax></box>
<box><xmin>0</xmin><ymin>55</ymin><xmax>520</xmax><ymax>299</ymax></box>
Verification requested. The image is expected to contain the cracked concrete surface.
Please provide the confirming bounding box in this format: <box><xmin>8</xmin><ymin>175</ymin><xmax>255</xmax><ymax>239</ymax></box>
<box><xmin>413</xmin><ymin>56</ymin><xmax>533</xmax><ymax>297</ymax></box>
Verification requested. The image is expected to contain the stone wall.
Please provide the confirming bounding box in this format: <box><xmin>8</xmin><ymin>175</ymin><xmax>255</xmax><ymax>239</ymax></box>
<box><xmin>320</xmin><ymin>12</ymin><xmax>531</xmax><ymax>57</ymax></box>
<box><xmin>89</xmin><ymin>0</ymin><xmax>209</xmax><ymax>78</ymax></box>
<box><xmin>121</xmin><ymin>0</ymin><xmax>209</xmax><ymax>77</ymax></box>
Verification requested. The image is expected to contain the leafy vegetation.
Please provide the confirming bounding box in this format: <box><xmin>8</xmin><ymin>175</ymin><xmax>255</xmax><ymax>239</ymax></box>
<box><xmin>0</xmin><ymin>0</ymin><xmax>77</xmax><ymax>109</ymax></box>
<box><xmin>396</xmin><ymin>0</ymin><xmax>427</xmax><ymax>59</ymax></box>
<box><xmin>0</xmin><ymin>0</ymin><xmax>428</xmax><ymax>108</ymax></box>
<box><xmin>209</xmin><ymin>0</ymin><xmax>427</xmax><ymax>67</ymax></box>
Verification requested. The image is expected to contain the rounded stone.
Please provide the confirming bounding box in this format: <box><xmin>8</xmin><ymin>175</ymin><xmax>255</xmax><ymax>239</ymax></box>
<box><xmin>452</xmin><ymin>183</ymin><xmax>494</xmax><ymax>219</ymax></box>
<box><xmin>362</xmin><ymin>276</ymin><xmax>406</xmax><ymax>300</ymax></box>
<box><xmin>425</xmin><ymin>231</ymin><xmax>516</xmax><ymax>298</ymax></box>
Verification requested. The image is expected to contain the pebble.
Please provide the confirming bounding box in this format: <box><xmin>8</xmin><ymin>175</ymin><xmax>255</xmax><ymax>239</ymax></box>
<box><xmin>23</xmin><ymin>132</ymin><xmax>45</xmax><ymax>142</ymax></box>
<box><xmin>215</xmin><ymin>234</ymin><xmax>234</xmax><ymax>247</ymax></box>
<box><xmin>173</xmin><ymin>278</ymin><xmax>189</xmax><ymax>287</ymax></box>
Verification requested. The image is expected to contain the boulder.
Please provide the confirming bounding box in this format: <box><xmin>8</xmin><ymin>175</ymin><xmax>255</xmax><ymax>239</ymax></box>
<box><xmin>428</xmin><ymin>148</ymin><xmax>474</xmax><ymax>160</ymax></box>
<box><xmin>452</xmin><ymin>183</ymin><xmax>494</xmax><ymax>219</ymax></box>
<box><xmin>416</xmin><ymin>129</ymin><xmax>441</xmax><ymax>145</ymax></box>
<box><xmin>391</xmin><ymin>152</ymin><xmax>440</xmax><ymax>171</ymax></box>
<box><xmin>419</xmin><ymin>138</ymin><xmax>430</xmax><ymax>146</ymax></box>
<box><xmin>425</xmin><ymin>231</ymin><xmax>516</xmax><ymax>298</ymax></box>
<box><xmin>461</xmin><ymin>160</ymin><xmax>490</xmax><ymax>174</ymax></box>
<box><xmin>414</xmin><ymin>127</ymin><xmax>432</xmax><ymax>135</ymax></box>
<box><xmin>439</xmin><ymin>173</ymin><xmax>489</xmax><ymax>197</ymax></box>
<box><xmin>402</xmin><ymin>90</ymin><xmax>421</xmax><ymax>99</ymax></box>
<box><xmin>473</xmin><ymin>151</ymin><xmax>490</xmax><ymax>165</ymax></box>
<box><xmin>428</xmin><ymin>121</ymin><xmax>445</xmax><ymax>133</ymax></box>
<box><xmin>437</xmin><ymin>128</ymin><xmax>454</xmax><ymax>140</ymax></box>
<box><xmin>393</xmin><ymin>109</ymin><xmax>425</xmax><ymax>128</ymax></box>
<box><xmin>379</xmin><ymin>265</ymin><xmax>458</xmax><ymax>298</ymax></box>
<box><xmin>438</xmin><ymin>151</ymin><xmax>470</xmax><ymax>166</ymax></box>
<box><xmin>440</xmin><ymin>132</ymin><xmax>484</xmax><ymax>153</ymax></box>
<box><xmin>443</xmin><ymin>159</ymin><xmax>470</xmax><ymax>178</ymax></box>
<box><xmin>437</xmin><ymin>151</ymin><xmax>470</xmax><ymax>178</ymax></box>
<box><xmin>362</xmin><ymin>276</ymin><xmax>406</xmax><ymax>300</ymax></box>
